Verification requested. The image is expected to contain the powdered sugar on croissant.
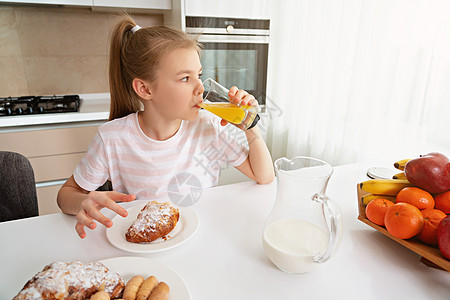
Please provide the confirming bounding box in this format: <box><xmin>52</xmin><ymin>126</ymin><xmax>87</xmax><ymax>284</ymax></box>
<box><xmin>125</xmin><ymin>201</ymin><xmax>180</xmax><ymax>243</ymax></box>
<box><xmin>14</xmin><ymin>261</ymin><xmax>124</xmax><ymax>299</ymax></box>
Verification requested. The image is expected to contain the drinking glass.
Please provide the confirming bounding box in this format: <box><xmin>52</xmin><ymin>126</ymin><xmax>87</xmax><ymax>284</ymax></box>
<box><xmin>201</xmin><ymin>78</ymin><xmax>259</xmax><ymax>130</ymax></box>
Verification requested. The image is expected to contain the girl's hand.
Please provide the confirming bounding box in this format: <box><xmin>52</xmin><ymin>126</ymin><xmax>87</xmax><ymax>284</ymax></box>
<box><xmin>75</xmin><ymin>191</ymin><xmax>135</xmax><ymax>239</ymax></box>
<box><xmin>221</xmin><ymin>86</ymin><xmax>259</xmax><ymax>128</ymax></box>
<box><xmin>228</xmin><ymin>86</ymin><xmax>258</xmax><ymax>107</ymax></box>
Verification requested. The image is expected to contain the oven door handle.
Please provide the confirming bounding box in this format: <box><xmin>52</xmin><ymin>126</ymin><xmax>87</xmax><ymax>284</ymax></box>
<box><xmin>196</xmin><ymin>34</ymin><xmax>269</xmax><ymax>44</ymax></box>
<box><xmin>187</xmin><ymin>27</ymin><xmax>269</xmax><ymax>36</ymax></box>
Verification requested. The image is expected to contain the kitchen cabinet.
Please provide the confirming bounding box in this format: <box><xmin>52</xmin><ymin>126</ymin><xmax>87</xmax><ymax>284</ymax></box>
<box><xmin>93</xmin><ymin>0</ymin><xmax>171</xmax><ymax>10</ymax></box>
<box><xmin>36</xmin><ymin>184</ymin><xmax>65</xmax><ymax>215</ymax></box>
<box><xmin>0</xmin><ymin>0</ymin><xmax>92</xmax><ymax>5</ymax></box>
<box><xmin>1</xmin><ymin>124</ymin><xmax>101</xmax><ymax>215</ymax></box>
<box><xmin>185</xmin><ymin>0</ymin><xmax>271</xmax><ymax>19</ymax></box>
<box><xmin>0</xmin><ymin>0</ymin><xmax>171</xmax><ymax>10</ymax></box>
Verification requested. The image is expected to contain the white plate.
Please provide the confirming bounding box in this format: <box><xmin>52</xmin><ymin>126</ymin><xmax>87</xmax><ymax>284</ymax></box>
<box><xmin>100</xmin><ymin>256</ymin><xmax>191</xmax><ymax>300</ymax></box>
<box><xmin>366</xmin><ymin>167</ymin><xmax>398</xmax><ymax>179</ymax></box>
<box><xmin>106</xmin><ymin>202</ymin><xmax>199</xmax><ymax>253</ymax></box>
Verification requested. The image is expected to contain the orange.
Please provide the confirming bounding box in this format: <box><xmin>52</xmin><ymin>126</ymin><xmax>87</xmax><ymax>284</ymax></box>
<box><xmin>384</xmin><ymin>203</ymin><xmax>424</xmax><ymax>239</ymax></box>
<box><xmin>395</xmin><ymin>187</ymin><xmax>435</xmax><ymax>210</ymax></box>
<box><xmin>365</xmin><ymin>198</ymin><xmax>395</xmax><ymax>226</ymax></box>
<box><xmin>435</xmin><ymin>191</ymin><xmax>450</xmax><ymax>214</ymax></box>
<box><xmin>416</xmin><ymin>208</ymin><xmax>447</xmax><ymax>246</ymax></box>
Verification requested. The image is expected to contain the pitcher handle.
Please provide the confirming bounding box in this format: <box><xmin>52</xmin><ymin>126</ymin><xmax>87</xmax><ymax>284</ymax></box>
<box><xmin>311</xmin><ymin>193</ymin><xmax>343</xmax><ymax>263</ymax></box>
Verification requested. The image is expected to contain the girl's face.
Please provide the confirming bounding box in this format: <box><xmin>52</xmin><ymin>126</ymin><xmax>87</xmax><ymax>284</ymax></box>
<box><xmin>148</xmin><ymin>47</ymin><xmax>204</xmax><ymax>121</ymax></box>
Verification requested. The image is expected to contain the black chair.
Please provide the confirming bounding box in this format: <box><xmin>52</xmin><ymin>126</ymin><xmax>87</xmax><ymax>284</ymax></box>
<box><xmin>0</xmin><ymin>151</ymin><xmax>39</xmax><ymax>222</ymax></box>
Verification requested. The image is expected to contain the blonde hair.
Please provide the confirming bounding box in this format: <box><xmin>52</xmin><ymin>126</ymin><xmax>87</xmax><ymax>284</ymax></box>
<box><xmin>108</xmin><ymin>15</ymin><xmax>202</xmax><ymax>120</ymax></box>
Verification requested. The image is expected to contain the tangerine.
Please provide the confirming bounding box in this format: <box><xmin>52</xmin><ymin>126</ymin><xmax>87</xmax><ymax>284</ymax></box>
<box><xmin>396</xmin><ymin>187</ymin><xmax>434</xmax><ymax>210</ymax></box>
<box><xmin>416</xmin><ymin>208</ymin><xmax>447</xmax><ymax>246</ymax></box>
<box><xmin>384</xmin><ymin>203</ymin><xmax>424</xmax><ymax>239</ymax></box>
<box><xmin>365</xmin><ymin>198</ymin><xmax>395</xmax><ymax>226</ymax></box>
<box><xmin>435</xmin><ymin>191</ymin><xmax>450</xmax><ymax>214</ymax></box>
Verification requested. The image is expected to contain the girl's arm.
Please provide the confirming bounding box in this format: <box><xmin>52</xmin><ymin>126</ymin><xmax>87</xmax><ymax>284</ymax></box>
<box><xmin>57</xmin><ymin>176</ymin><xmax>135</xmax><ymax>238</ymax></box>
<box><xmin>235</xmin><ymin>125</ymin><xmax>275</xmax><ymax>184</ymax></box>
<box><xmin>226</xmin><ymin>86</ymin><xmax>275</xmax><ymax>184</ymax></box>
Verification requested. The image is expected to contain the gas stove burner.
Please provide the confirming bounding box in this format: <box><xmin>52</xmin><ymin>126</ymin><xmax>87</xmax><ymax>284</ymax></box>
<box><xmin>0</xmin><ymin>95</ymin><xmax>80</xmax><ymax>117</ymax></box>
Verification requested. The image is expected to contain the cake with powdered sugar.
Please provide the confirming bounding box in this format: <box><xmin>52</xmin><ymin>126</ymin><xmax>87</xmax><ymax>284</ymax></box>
<box><xmin>125</xmin><ymin>201</ymin><xmax>180</xmax><ymax>243</ymax></box>
<box><xmin>14</xmin><ymin>261</ymin><xmax>124</xmax><ymax>299</ymax></box>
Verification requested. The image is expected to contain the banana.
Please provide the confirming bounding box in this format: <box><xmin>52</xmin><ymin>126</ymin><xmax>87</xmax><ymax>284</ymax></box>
<box><xmin>393</xmin><ymin>159</ymin><xmax>411</xmax><ymax>171</ymax></box>
<box><xmin>361</xmin><ymin>193</ymin><xmax>396</xmax><ymax>205</ymax></box>
<box><xmin>359</xmin><ymin>179</ymin><xmax>412</xmax><ymax>196</ymax></box>
<box><xmin>392</xmin><ymin>172</ymin><xmax>407</xmax><ymax>180</ymax></box>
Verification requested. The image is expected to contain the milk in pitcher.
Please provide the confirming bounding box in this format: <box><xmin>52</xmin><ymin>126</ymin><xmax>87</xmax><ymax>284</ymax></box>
<box><xmin>262</xmin><ymin>219</ymin><xmax>328</xmax><ymax>273</ymax></box>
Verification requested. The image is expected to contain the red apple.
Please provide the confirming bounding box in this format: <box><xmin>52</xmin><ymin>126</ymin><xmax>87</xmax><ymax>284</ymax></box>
<box><xmin>404</xmin><ymin>152</ymin><xmax>450</xmax><ymax>194</ymax></box>
<box><xmin>438</xmin><ymin>215</ymin><xmax>450</xmax><ymax>260</ymax></box>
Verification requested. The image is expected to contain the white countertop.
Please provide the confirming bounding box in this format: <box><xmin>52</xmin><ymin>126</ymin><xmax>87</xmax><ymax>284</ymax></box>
<box><xmin>0</xmin><ymin>93</ymin><xmax>110</xmax><ymax>128</ymax></box>
<box><xmin>0</xmin><ymin>162</ymin><xmax>449</xmax><ymax>299</ymax></box>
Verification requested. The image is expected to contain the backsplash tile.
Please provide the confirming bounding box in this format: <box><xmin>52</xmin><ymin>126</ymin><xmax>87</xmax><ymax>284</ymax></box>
<box><xmin>23</xmin><ymin>56</ymin><xmax>109</xmax><ymax>95</ymax></box>
<box><xmin>0</xmin><ymin>5</ymin><xmax>163</xmax><ymax>97</ymax></box>
<box><xmin>0</xmin><ymin>56</ymin><xmax>29</xmax><ymax>96</ymax></box>
<box><xmin>0</xmin><ymin>8</ymin><xmax>21</xmax><ymax>57</ymax></box>
<box><xmin>17</xmin><ymin>8</ymin><xmax>110</xmax><ymax>57</ymax></box>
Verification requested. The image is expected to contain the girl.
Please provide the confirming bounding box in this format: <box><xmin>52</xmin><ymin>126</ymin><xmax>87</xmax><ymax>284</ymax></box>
<box><xmin>57</xmin><ymin>15</ymin><xmax>274</xmax><ymax>239</ymax></box>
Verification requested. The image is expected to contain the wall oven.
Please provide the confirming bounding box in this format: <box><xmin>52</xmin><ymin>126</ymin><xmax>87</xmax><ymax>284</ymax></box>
<box><xmin>186</xmin><ymin>17</ymin><xmax>270</xmax><ymax>108</ymax></box>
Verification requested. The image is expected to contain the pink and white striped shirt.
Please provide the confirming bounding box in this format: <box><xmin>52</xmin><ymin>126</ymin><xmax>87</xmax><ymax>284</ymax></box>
<box><xmin>73</xmin><ymin>110</ymin><xmax>248</xmax><ymax>201</ymax></box>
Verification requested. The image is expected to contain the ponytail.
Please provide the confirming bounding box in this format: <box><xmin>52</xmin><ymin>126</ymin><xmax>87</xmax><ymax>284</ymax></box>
<box><xmin>109</xmin><ymin>15</ymin><xmax>142</xmax><ymax>120</ymax></box>
<box><xmin>108</xmin><ymin>14</ymin><xmax>202</xmax><ymax>121</ymax></box>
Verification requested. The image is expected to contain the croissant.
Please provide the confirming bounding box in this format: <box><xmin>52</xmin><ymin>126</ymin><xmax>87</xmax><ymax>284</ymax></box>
<box><xmin>14</xmin><ymin>261</ymin><xmax>124</xmax><ymax>300</ymax></box>
<box><xmin>125</xmin><ymin>201</ymin><xmax>179</xmax><ymax>243</ymax></box>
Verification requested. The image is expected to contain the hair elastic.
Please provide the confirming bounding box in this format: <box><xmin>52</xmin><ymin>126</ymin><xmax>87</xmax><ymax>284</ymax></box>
<box><xmin>131</xmin><ymin>25</ymin><xmax>141</xmax><ymax>34</ymax></box>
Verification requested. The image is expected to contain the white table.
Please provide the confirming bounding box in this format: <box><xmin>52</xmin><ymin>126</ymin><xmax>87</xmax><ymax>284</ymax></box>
<box><xmin>1</xmin><ymin>163</ymin><xmax>449</xmax><ymax>299</ymax></box>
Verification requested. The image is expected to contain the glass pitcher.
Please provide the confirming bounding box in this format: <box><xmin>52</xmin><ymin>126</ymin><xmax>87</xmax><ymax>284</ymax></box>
<box><xmin>262</xmin><ymin>156</ymin><xmax>343</xmax><ymax>274</ymax></box>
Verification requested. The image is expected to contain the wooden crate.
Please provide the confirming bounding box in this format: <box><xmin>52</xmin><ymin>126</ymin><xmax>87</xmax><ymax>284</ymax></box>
<box><xmin>357</xmin><ymin>184</ymin><xmax>450</xmax><ymax>272</ymax></box>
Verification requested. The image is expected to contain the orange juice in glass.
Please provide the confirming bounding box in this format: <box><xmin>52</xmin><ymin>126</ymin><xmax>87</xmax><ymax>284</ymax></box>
<box><xmin>200</xmin><ymin>78</ymin><xmax>259</xmax><ymax>130</ymax></box>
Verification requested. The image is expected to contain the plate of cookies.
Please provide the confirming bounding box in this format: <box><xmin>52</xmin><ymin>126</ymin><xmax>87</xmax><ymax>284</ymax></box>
<box><xmin>106</xmin><ymin>201</ymin><xmax>199</xmax><ymax>253</ymax></box>
<box><xmin>13</xmin><ymin>258</ymin><xmax>189</xmax><ymax>300</ymax></box>
<box><xmin>100</xmin><ymin>256</ymin><xmax>191</xmax><ymax>300</ymax></box>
